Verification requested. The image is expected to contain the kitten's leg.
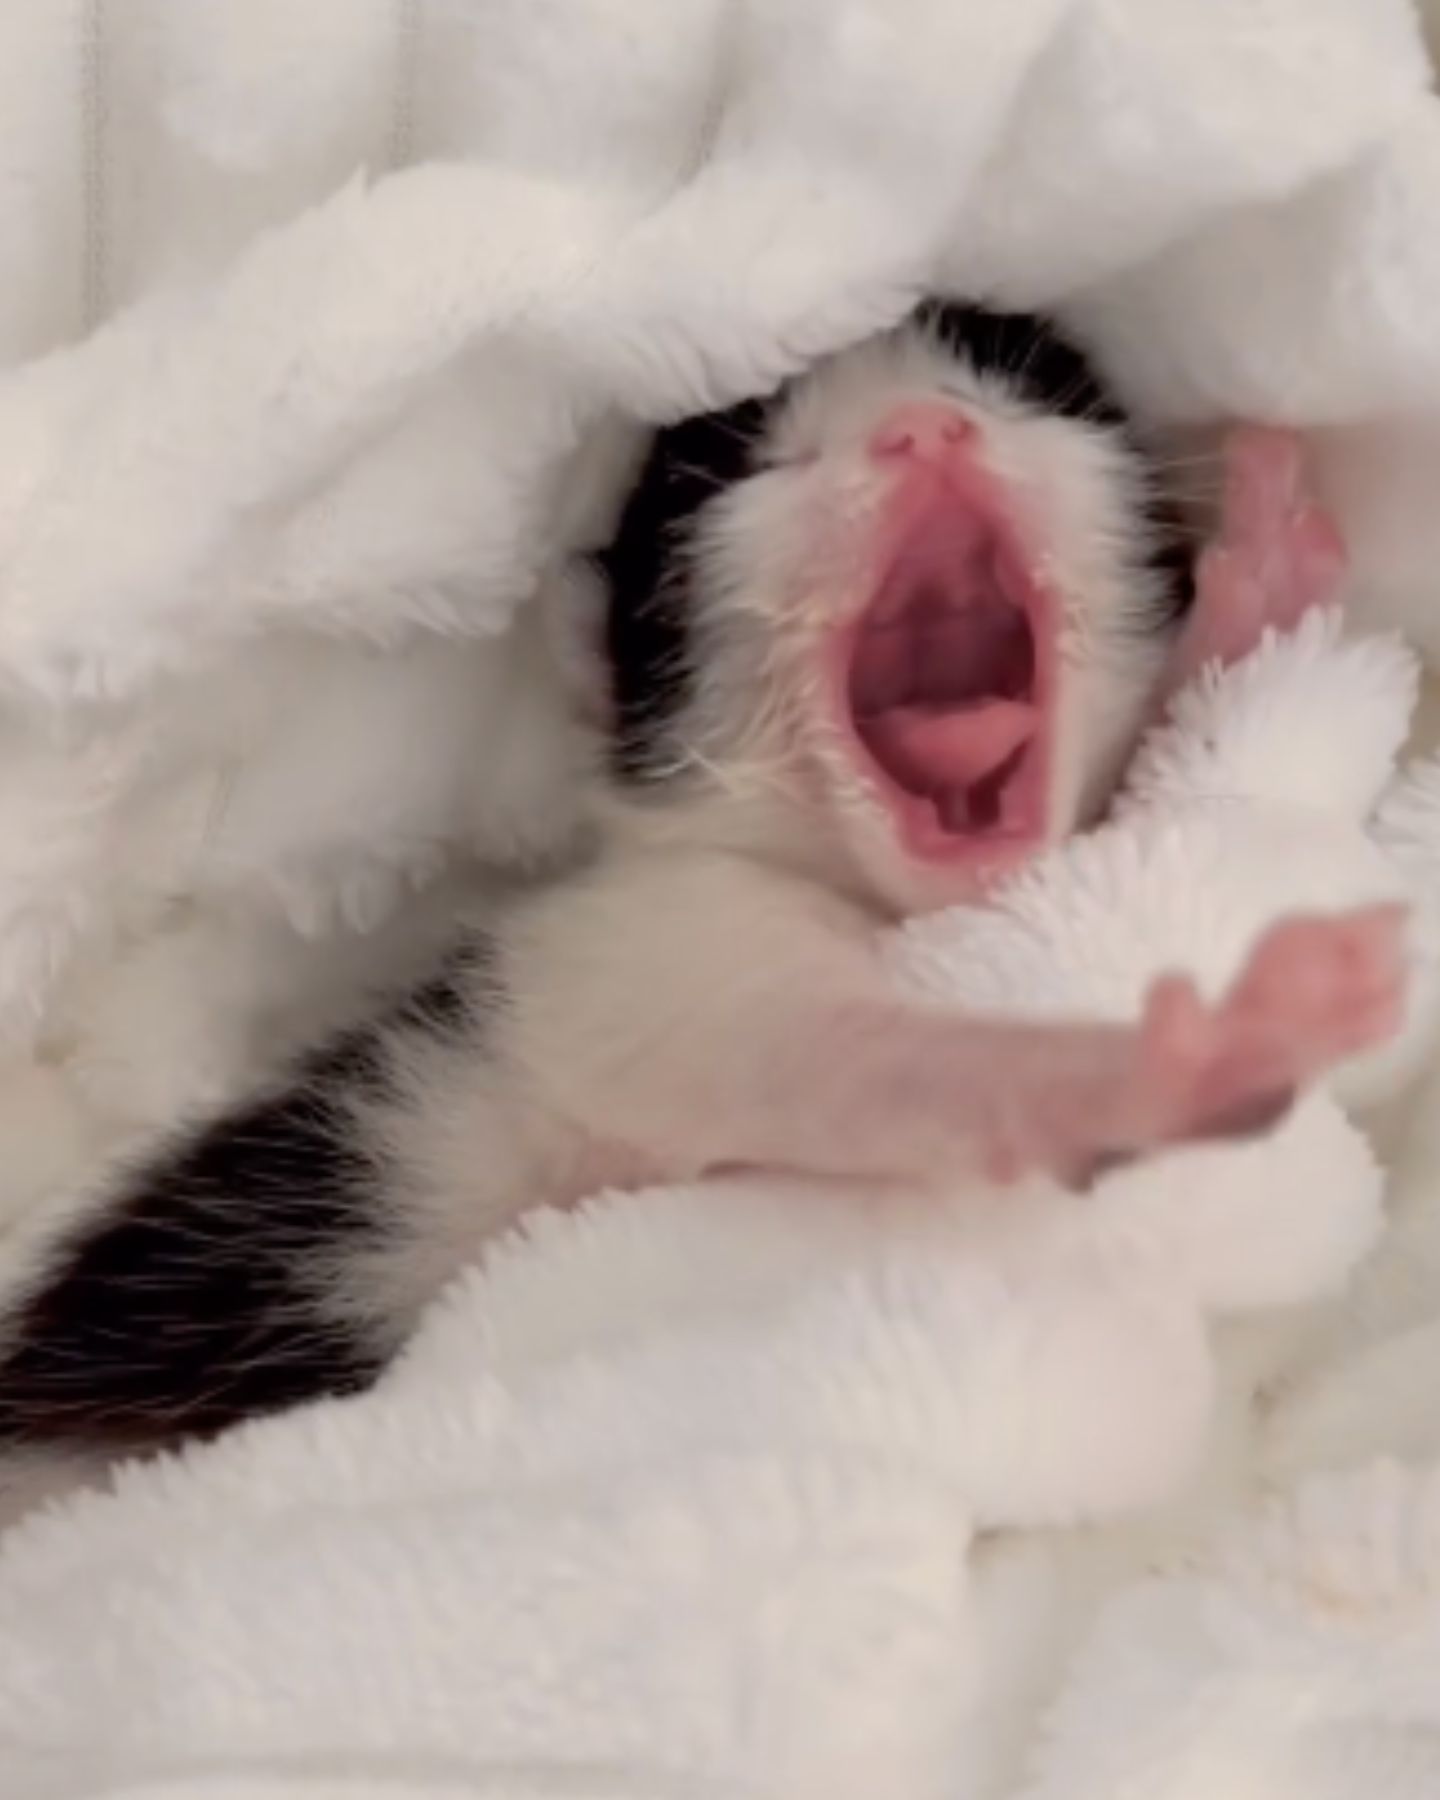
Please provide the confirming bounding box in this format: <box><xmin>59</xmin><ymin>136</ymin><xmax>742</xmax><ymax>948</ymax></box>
<box><xmin>505</xmin><ymin>852</ymin><xmax>1404</xmax><ymax>1192</ymax></box>
<box><xmin>1163</xmin><ymin>426</ymin><xmax>1347</xmax><ymax>699</ymax></box>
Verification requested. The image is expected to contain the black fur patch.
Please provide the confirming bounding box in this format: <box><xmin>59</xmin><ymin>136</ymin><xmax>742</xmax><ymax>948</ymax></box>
<box><xmin>916</xmin><ymin>299</ymin><xmax>1129</xmax><ymax>431</ymax></box>
<box><xmin>597</xmin><ymin>393</ymin><xmax>775</xmax><ymax>783</ymax></box>
<box><xmin>1144</xmin><ymin>496</ymin><xmax>1197</xmax><ymax>625</ymax></box>
<box><xmin>0</xmin><ymin>956</ymin><xmax>483</xmax><ymax>1457</ymax></box>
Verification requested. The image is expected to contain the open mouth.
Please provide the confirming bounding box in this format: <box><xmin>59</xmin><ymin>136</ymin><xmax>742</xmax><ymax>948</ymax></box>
<box><xmin>839</xmin><ymin>492</ymin><xmax>1051</xmax><ymax>866</ymax></box>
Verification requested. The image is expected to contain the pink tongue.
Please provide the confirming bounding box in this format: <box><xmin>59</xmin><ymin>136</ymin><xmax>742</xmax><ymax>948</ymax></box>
<box><xmin>859</xmin><ymin>700</ymin><xmax>1035</xmax><ymax>797</ymax></box>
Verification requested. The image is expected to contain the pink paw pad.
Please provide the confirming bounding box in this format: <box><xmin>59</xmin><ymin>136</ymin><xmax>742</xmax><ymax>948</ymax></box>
<box><xmin>1153</xmin><ymin>907</ymin><xmax>1402</xmax><ymax>1124</ymax></box>
<box><xmin>985</xmin><ymin>904</ymin><xmax>1406</xmax><ymax>1191</ymax></box>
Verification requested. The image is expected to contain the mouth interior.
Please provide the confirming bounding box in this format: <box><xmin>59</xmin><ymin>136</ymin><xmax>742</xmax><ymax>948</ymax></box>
<box><xmin>847</xmin><ymin>508</ymin><xmax>1041</xmax><ymax>841</ymax></box>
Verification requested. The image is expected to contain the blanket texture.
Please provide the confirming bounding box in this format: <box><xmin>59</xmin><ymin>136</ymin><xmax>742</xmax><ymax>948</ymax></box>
<box><xmin>3</xmin><ymin>0</ymin><xmax>1433</xmax><ymax>683</ymax></box>
<box><xmin>4</xmin><ymin>2</ymin><xmax>1440</xmax><ymax>1798</ymax></box>
<box><xmin>2</xmin><ymin>614</ymin><xmax>1439</xmax><ymax>1800</ymax></box>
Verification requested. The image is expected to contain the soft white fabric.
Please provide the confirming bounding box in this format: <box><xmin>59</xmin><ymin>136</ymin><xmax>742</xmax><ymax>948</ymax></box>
<box><xmin>7</xmin><ymin>4</ymin><xmax>1440</xmax><ymax>1797</ymax></box>
<box><xmin>4</xmin><ymin>615</ymin><xmax>1439</xmax><ymax>1800</ymax></box>
<box><xmin>4</xmin><ymin>0</ymin><xmax>1429</xmax><ymax>698</ymax></box>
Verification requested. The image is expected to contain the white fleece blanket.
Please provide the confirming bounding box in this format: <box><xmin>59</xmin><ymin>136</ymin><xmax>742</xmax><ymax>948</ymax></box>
<box><xmin>3</xmin><ymin>613</ymin><xmax>1440</xmax><ymax>1800</ymax></box>
<box><xmin>6</xmin><ymin>2</ymin><xmax>1440</xmax><ymax>1797</ymax></box>
<box><xmin>0</xmin><ymin>0</ymin><xmax>1438</xmax><ymax>705</ymax></box>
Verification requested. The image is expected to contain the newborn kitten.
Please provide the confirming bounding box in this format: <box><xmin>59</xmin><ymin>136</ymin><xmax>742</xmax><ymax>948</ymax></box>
<box><xmin>0</xmin><ymin>301</ymin><xmax>1392</xmax><ymax>1471</ymax></box>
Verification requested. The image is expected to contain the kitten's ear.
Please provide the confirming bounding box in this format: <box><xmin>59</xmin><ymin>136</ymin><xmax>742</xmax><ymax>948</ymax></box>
<box><xmin>536</xmin><ymin>557</ymin><xmax>613</xmax><ymax>731</ymax></box>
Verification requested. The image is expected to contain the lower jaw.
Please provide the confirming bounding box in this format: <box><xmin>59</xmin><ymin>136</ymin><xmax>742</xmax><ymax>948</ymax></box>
<box><xmin>827</xmin><ymin>792</ymin><xmax>1049</xmax><ymax>920</ymax></box>
<box><xmin>887</xmin><ymin>750</ymin><xmax>1050</xmax><ymax>873</ymax></box>
<box><xmin>825</xmin><ymin>708</ymin><xmax>1053</xmax><ymax>911</ymax></box>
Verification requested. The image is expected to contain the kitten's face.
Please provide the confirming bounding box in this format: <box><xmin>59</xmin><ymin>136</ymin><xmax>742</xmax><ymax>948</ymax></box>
<box><xmin>601</xmin><ymin>304</ymin><xmax>1190</xmax><ymax>915</ymax></box>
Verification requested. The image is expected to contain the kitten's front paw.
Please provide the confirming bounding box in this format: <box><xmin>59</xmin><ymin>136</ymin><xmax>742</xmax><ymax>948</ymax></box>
<box><xmin>1169</xmin><ymin>426</ymin><xmax>1347</xmax><ymax>692</ymax></box>
<box><xmin>980</xmin><ymin>903</ymin><xmax>1405</xmax><ymax>1190</ymax></box>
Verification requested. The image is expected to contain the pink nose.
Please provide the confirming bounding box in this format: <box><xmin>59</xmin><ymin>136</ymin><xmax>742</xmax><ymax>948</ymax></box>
<box><xmin>868</xmin><ymin>402</ymin><xmax>975</xmax><ymax>464</ymax></box>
